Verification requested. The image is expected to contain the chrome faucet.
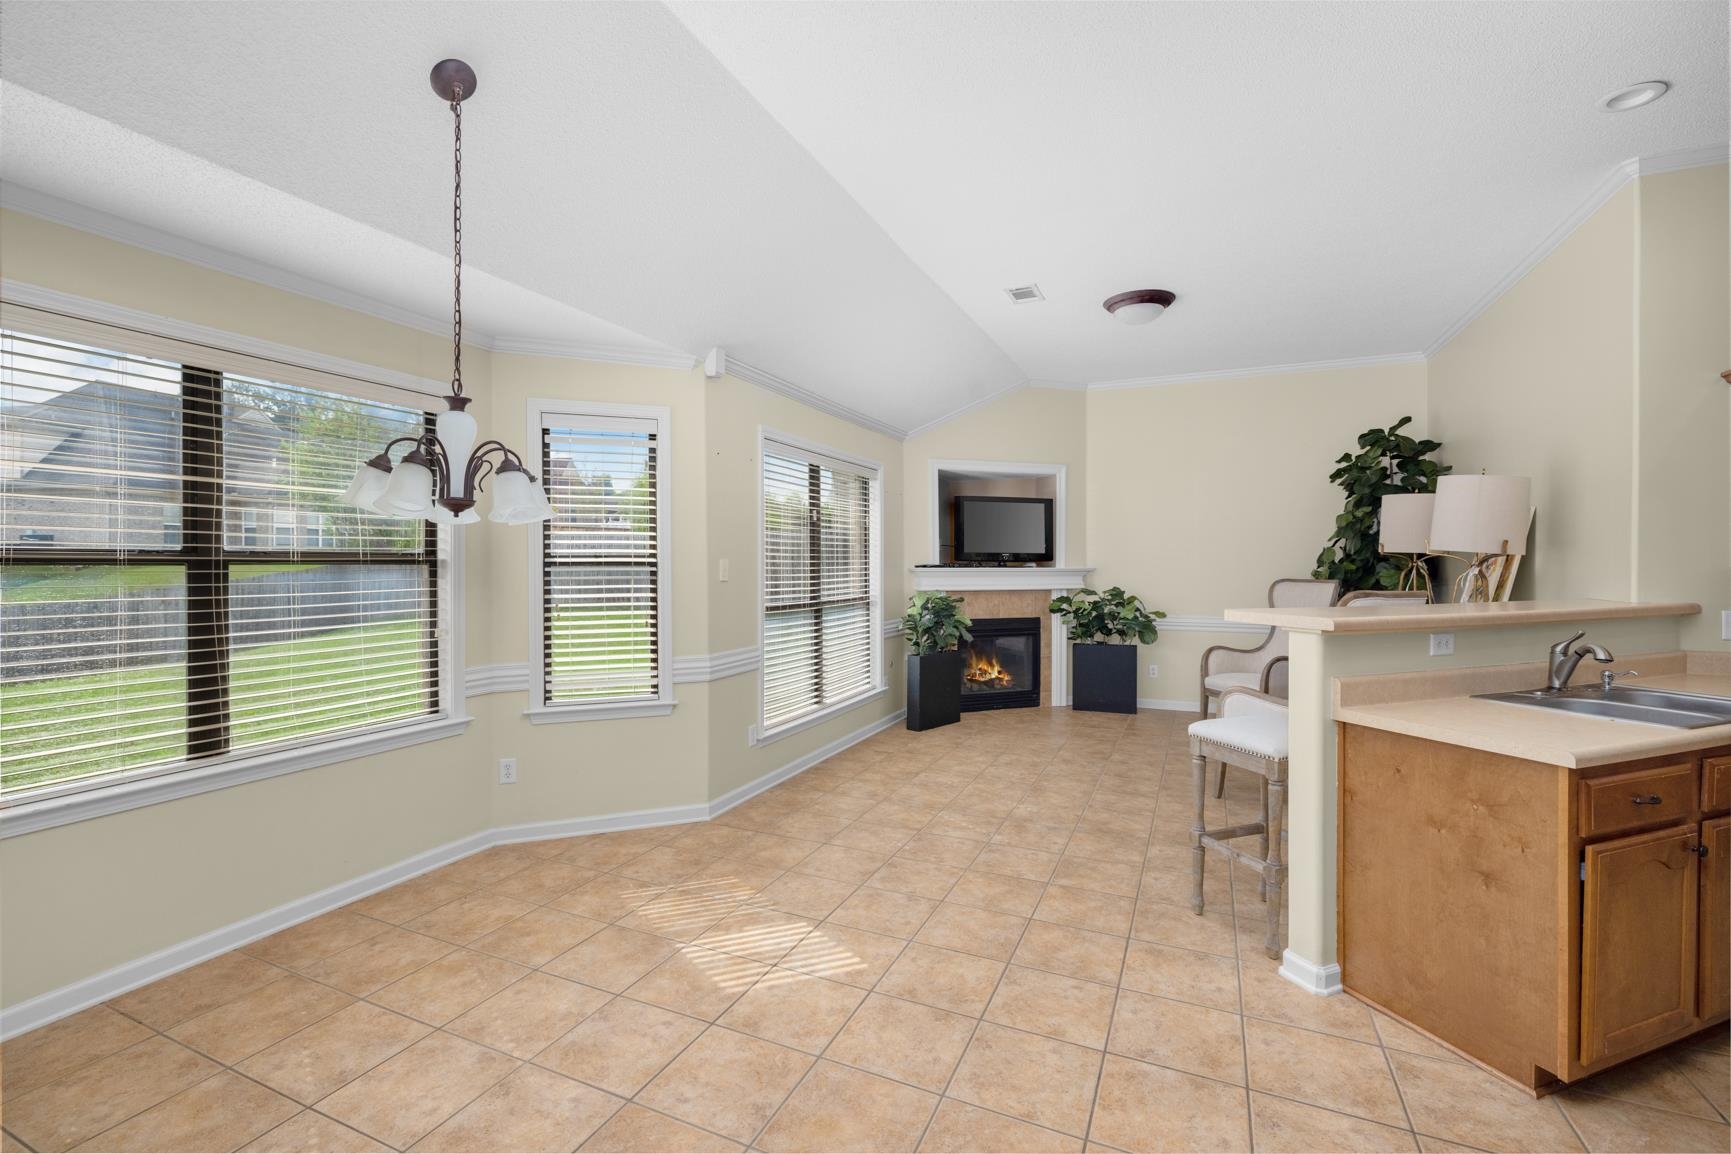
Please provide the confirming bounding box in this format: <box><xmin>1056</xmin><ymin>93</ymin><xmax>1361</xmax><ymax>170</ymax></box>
<box><xmin>1546</xmin><ymin>632</ymin><xmax>1614</xmax><ymax>692</ymax></box>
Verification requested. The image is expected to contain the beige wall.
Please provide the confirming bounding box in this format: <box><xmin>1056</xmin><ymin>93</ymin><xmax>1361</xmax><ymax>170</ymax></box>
<box><xmin>1427</xmin><ymin>169</ymin><xmax>1730</xmax><ymax>647</ymax></box>
<box><xmin>1428</xmin><ymin>184</ymin><xmax>1639</xmax><ymax>602</ymax></box>
<box><xmin>0</xmin><ymin>211</ymin><xmax>907</xmax><ymax>1010</ymax></box>
<box><xmin>1087</xmin><ymin>363</ymin><xmax>1428</xmax><ymax>703</ymax></box>
<box><xmin>1633</xmin><ymin>166</ymin><xmax>1731</xmax><ymax>647</ymax></box>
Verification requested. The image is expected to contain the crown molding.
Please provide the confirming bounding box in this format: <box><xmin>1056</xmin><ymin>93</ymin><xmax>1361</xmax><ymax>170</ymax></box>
<box><xmin>902</xmin><ymin>377</ymin><xmax>1034</xmax><ymax>440</ymax></box>
<box><xmin>1424</xmin><ymin>145</ymin><xmax>1730</xmax><ymax>358</ymax></box>
<box><xmin>1087</xmin><ymin>352</ymin><xmax>1426</xmax><ymax>393</ymax></box>
<box><xmin>489</xmin><ymin>335</ymin><xmax>696</xmax><ymax>370</ymax></box>
<box><xmin>2</xmin><ymin>183</ymin><xmax>695</xmax><ymax>372</ymax></box>
<box><xmin>0</xmin><ymin>278</ymin><xmax>452</xmax><ymax>398</ymax></box>
<box><xmin>725</xmin><ymin>357</ymin><xmax>907</xmax><ymax>440</ymax></box>
<box><xmin>1623</xmin><ymin>143</ymin><xmax>1730</xmax><ymax>178</ymax></box>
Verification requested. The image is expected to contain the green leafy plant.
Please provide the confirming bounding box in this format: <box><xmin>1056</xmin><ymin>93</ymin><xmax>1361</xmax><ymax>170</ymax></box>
<box><xmin>1312</xmin><ymin>416</ymin><xmax>1450</xmax><ymax>592</ymax></box>
<box><xmin>1047</xmin><ymin>586</ymin><xmax>1165</xmax><ymax>645</ymax></box>
<box><xmin>902</xmin><ymin>591</ymin><xmax>973</xmax><ymax>655</ymax></box>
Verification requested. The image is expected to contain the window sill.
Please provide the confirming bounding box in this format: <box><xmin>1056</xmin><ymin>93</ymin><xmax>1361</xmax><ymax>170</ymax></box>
<box><xmin>0</xmin><ymin>714</ymin><xmax>474</xmax><ymax>839</ymax></box>
<box><xmin>524</xmin><ymin>699</ymin><xmax>676</xmax><ymax>724</ymax></box>
<box><xmin>750</xmin><ymin>686</ymin><xmax>890</xmax><ymax>747</ymax></box>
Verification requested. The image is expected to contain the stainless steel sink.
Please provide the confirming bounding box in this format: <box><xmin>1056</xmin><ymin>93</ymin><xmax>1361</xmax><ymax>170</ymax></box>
<box><xmin>1474</xmin><ymin>685</ymin><xmax>1731</xmax><ymax>729</ymax></box>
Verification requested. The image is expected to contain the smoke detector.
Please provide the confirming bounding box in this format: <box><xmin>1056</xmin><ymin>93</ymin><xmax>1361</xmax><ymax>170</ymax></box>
<box><xmin>1004</xmin><ymin>284</ymin><xmax>1045</xmax><ymax>303</ymax></box>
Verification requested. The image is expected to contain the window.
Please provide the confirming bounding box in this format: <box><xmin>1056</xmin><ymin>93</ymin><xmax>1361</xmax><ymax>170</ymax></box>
<box><xmin>760</xmin><ymin>433</ymin><xmax>881</xmax><ymax>737</ymax></box>
<box><xmin>531</xmin><ymin>402</ymin><xmax>671</xmax><ymax>719</ymax></box>
<box><xmin>1</xmin><ymin>328</ymin><xmax>443</xmax><ymax>802</ymax></box>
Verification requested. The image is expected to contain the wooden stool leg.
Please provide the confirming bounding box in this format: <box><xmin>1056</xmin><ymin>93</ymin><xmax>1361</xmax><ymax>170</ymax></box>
<box><xmin>1214</xmin><ymin>761</ymin><xmax>1227</xmax><ymax>798</ymax></box>
<box><xmin>1263</xmin><ymin>774</ymin><xmax>1287</xmax><ymax>960</ymax></box>
<box><xmin>1190</xmin><ymin>751</ymin><xmax>1207</xmax><ymax>915</ymax></box>
<box><xmin>1258</xmin><ymin>777</ymin><xmax>1270</xmax><ymax>901</ymax></box>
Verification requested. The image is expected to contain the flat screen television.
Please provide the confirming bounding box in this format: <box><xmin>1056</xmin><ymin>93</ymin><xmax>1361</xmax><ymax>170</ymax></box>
<box><xmin>954</xmin><ymin>496</ymin><xmax>1054</xmax><ymax>563</ymax></box>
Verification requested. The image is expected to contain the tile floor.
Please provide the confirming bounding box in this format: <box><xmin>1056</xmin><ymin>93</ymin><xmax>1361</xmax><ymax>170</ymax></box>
<box><xmin>3</xmin><ymin>708</ymin><xmax>1727</xmax><ymax>1153</ymax></box>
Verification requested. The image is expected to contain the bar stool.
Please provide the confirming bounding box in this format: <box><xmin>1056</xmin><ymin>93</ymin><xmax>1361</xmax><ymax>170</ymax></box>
<box><xmin>1187</xmin><ymin>687</ymin><xmax>1289</xmax><ymax>960</ymax></box>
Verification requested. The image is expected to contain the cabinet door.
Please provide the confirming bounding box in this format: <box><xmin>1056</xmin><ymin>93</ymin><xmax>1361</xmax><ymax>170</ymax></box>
<box><xmin>1581</xmin><ymin>825</ymin><xmax>1698</xmax><ymax>1065</ymax></box>
<box><xmin>1701</xmin><ymin>816</ymin><xmax>1730</xmax><ymax>1022</ymax></box>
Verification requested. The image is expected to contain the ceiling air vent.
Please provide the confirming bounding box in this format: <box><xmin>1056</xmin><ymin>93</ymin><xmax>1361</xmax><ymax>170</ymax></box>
<box><xmin>1004</xmin><ymin>284</ymin><xmax>1045</xmax><ymax>303</ymax></box>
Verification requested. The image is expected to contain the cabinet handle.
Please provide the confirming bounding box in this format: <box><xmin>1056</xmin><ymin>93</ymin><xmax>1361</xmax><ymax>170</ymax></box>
<box><xmin>1631</xmin><ymin>794</ymin><xmax>1664</xmax><ymax>805</ymax></box>
<box><xmin>1694</xmin><ymin>843</ymin><xmax>1710</xmax><ymax>858</ymax></box>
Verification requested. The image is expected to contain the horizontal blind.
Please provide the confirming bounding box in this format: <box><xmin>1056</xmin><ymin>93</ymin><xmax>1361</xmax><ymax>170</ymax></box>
<box><xmin>762</xmin><ymin>440</ymin><xmax>874</xmax><ymax>731</ymax></box>
<box><xmin>542</xmin><ymin>416</ymin><xmax>660</xmax><ymax>703</ymax></box>
<box><xmin>1</xmin><ymin>328</ymin><xmax>438</xmax><ymax>798</ymax></box>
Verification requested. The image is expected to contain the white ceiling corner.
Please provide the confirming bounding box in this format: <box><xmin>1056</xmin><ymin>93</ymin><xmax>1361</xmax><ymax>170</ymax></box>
<box><xmin>0</xmin><ymin>1</ymin><xmax>1724</xmax><ymax>436</ymax></box>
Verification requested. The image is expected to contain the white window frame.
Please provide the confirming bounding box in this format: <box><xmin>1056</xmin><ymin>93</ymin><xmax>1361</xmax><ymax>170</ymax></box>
<box><xmin>524</xmin><ymin>398</ymin><xmax>673</xmax><ymax>724</ymax></box>
<box><xmin>752</xmin><ymin>426</ymin><xmax>885</xmax><ymax>746</ymax></box>
<box><xmin>0</xmin><ymin>290</ymin><xmax>469</xmax><ymax>839</ymax></box>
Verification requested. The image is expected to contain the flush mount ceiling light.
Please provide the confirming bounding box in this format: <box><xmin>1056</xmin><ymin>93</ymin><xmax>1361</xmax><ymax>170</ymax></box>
<box><xmin>1103</xmin><ymin>289</ymin><xmax>1176</xmax><ymax>326</ymax></box>
<box><xmin>342</xmin><ymin>59</ymin><xmax>552</xmax><ymax>527</ymax></box>
<box><xmin>1598</xmin><ymin>81</ymin><xmax>1669</xmax><ymax>112</ymax></box>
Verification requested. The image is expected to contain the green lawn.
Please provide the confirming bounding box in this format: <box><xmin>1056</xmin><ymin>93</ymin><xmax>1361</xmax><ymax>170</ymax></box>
<box><xmin>0</xmin><ymin>619</ymin><xmax>429</xmax><ymax>793</ymax></box>
<box><xmin>2</xmin><ymin>562</ymin><xmax>318</xmax><ymax>603</ymax></box>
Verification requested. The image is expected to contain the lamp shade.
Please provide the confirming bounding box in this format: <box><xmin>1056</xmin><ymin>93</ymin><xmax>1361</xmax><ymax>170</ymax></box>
<box><xmin>1429</xmin><ymin>475</ymin><xmax>1532</xmax><ymax>556</ymax></box>
<box><xmin>1378</xmin><ymin>493</ymin><xmax>1436</xmax><ymax>553</ymax></box>
<box><xmin>341</xmin><ymin>458</ymin><xmax>393</xmax><ymax>511</ymax></box>
<box><xmin>435</xmin><ymin>404</ymin><xmax>478</xmax><ymax>472</ymax></box>
<box><xmin>376</xmin><ymin>454</ymin><xmax>435</xmax><ymax>517</ymax></box>
<box><xmin>487</xmin><ymin>466</ymin><xmax>535</xmax><ymax>523</ymax></box>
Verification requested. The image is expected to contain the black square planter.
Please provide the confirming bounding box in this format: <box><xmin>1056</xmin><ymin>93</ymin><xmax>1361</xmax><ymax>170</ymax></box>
<box><xmin>906</xmin><ymin>650</ymin><xmax>963</xmax><ymax>731</ymax></box>
<box><xmin>1071</xmin><ymin>642</ymin><xmax>1138</xmax><ymax>713</ymax></box>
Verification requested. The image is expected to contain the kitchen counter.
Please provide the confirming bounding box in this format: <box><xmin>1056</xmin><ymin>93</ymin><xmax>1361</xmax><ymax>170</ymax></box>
<box><xmin>1334</xmin><ymin>655</ymin><xmax>1731</xmax><ymax>768</ymax></box>
<box><xmin>1226</xmin><ymin>597</ymin><xmax>1701</xmax><ymax>634</ymax></box>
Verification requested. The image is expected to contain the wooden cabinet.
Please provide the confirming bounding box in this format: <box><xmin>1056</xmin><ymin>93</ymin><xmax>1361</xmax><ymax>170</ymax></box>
<box><xmin>1579</xmin><ymin>826</ymin><xmax>1698</xmax><ymax>1064</ymax></box>
<box><xmin>1339</xmin><ymin>728</ymin><xmax>1730</xmax><ymax>1092</ymax></box>
<box><xmin>1702</xmin><ymin>815</ymin><xmax>1730</xmax><ymax>1023</ymax></box>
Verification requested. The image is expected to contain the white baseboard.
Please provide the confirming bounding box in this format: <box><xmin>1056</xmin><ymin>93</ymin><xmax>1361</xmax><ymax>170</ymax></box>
<box><xmin>0</xmin><ymin>830</ymin><xmax>492</xmax><ymax>1040</ymax></box>
<box><xmin>1136</xmin><ymin>697</ymin><xmax>1199</xmax><ymax>713</ymax></box>
<box><xmin>0</xmin><ymin>708</ymin><xmax>905</xmax><ymax>1041</ymax></box>
<box><xmin>1278</xmin><ymin>948</ymin><xmax>1343</xmax><ymax>997</ymax></box>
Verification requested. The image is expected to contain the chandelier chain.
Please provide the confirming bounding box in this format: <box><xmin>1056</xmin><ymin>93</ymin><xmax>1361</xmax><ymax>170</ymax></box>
<box><xmin>450</xmin><ymin>90</ymin><xmax>463</xmax><ymax>397</ymax></box>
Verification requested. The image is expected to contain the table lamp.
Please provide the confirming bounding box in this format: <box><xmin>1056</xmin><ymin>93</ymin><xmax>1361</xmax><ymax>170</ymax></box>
<box><xmin>1428</xmin><ymin>474</ymin><xmax>1532</xmax><ymax>603</ymax></box>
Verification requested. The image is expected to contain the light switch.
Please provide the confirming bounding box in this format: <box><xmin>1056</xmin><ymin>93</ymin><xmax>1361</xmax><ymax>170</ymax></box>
<box><xmin>718</xmin><ymin>558</ymin><xmax>730</xmax><ymax>582</ymax></box>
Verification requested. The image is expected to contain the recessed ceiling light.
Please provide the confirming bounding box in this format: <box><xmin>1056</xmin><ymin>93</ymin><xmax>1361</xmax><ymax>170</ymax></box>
<box><xmin>1103</xmin><ymin>289</ymin><xmax>1176</xmax><ymax>325</ymax></box>
<box><xmin>1005</xmin><ymin>284</ymin><xmax>1044</xmax><ymax>303</ymax></box>
<box><xmin>1598</xmin><ymin>81</ymin><xmax>1669</xmax><ymax>112</ymax></box>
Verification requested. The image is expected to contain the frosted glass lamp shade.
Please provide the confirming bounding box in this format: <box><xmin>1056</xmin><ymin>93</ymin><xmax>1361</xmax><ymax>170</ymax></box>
<box><xmin>436</xmin><ymin>405</ymin><xmax>478</xmax><ymax>473</ymax></box>
<box><xmin>341</xmin><ymin>459</ymin><xmax>393</xmax><ymax>510</ymax></box>
<box><xmin>377</xmin><ymin>456</ymin><xmax>435</xmax><ymax>517</ymax></box>
<box><xmin>428</xmin><ymin>505</ymin><xmax>480</xmax><ymax>525</ymax></box>
<box><xmin>1379</xmin><ymin>493</ymin><xmax>1437</xmax><ymax>553</ymax></box>
<box><xmin>1430</xmin><ymin>475</ymin><xmax>1532</xmax><ymax>556</ymax></box>
<box><xmin>1114</xmin><ymin>301</ymin><xmax>1166</xmax><ymax>325</ymax></box>
<box><xmin>488</xmin><ymin>467</ymin><xmax>535</xmax><ymax>523</ymax></box>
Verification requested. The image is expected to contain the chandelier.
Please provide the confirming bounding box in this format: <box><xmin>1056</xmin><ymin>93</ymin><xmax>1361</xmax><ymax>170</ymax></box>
<box><xmin>342</xmin><ymin>59</ymin><xmax>552</xmax><ymax>526</ymax></box>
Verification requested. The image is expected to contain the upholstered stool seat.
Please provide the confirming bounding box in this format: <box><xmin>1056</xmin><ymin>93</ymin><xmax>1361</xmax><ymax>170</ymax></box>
<box><xmin>1188</xmin><ymin>687</ymin><xmax>1289</xmax><ymax>960</ymax></box>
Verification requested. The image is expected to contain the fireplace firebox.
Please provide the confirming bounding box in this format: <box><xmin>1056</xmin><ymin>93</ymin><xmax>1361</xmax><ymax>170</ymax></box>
<box><xmin>959</xmin><ymin>616</ymin><xmax>1041</xmax><ymax>711</ymax></box>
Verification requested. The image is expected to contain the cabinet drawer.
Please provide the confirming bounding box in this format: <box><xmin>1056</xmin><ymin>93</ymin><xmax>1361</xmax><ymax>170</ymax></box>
<box><xmin>1704</xmin><ymin>757</ymin><xmax>1731</xmax><ymax>815</ymax></box>
<box><xmin>1579</xmin><ymin>763</ymin><xmax>1697</xmax><ymax>839</ymax></box>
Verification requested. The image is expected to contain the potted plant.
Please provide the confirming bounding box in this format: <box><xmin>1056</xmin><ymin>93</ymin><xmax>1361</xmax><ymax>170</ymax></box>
<box><xmin>902</xmin><ymin>591</ymin><xmax>971</xmax><ymax>731</ymax></box>
<box><xmin>1048</xmin><ymin>586</ymin><xmax>1165</xmax><ymax>714</ymax></box>
<box><xmin>1312</xmin><ymin>415</ymin><xmax>1450</xmax><ymax>593</ymax></box>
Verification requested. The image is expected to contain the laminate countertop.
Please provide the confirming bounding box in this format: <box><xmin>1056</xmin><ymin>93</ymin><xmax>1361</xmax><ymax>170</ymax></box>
<box><xmin>1225</xmin><ymin>598</ymin><xmax>1701</xmax><ymax>635</ymax></box>
<box><xmin>1334</xmin><ymin>670</ymin><xmax>1731</xmax><ymax>768</ymax></box>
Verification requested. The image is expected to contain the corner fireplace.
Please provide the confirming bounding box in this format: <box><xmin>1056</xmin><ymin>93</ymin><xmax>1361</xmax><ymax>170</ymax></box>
<box><xmin>960</xmin><ymin>616</ymin><xmax>1041</xmax><ymax>711</ymax></box>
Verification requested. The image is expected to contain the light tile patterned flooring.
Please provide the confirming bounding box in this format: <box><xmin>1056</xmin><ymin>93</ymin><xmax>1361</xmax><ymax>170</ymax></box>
<box><xmin>3</xmin><ymin>708</ymin><xmax>1728</xmax><ymax>1153</ymax></box>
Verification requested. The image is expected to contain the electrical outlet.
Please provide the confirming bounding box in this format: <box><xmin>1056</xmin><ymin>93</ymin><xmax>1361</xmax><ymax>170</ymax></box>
<box><xmin>1429</xmin><ymin>632</ymin><xmax>1455</xmax><ymax>657</ymax></box>
<box><xmin>498</xmin><ymin>757</ymin><xmax>517</xmax><ymax>785</ymax></box>
<box><xmin>1147</xmin><ymin>663</ymin><xmax>1159</xmax><ymax>679</ymax></box>
<box><xmin>718</xmin><ymin>558</ymin><xmax>730</xmax><ymax>583</ymax></box>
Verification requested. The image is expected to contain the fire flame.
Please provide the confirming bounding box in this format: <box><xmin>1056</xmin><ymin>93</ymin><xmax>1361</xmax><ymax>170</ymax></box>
<box><xmin>964</xmin><ymin>647</ymin><xmax>1015</xmax><ymax>689</ymax></box>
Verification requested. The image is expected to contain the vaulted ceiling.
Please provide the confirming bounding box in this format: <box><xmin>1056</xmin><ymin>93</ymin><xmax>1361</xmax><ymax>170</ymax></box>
<box><xmin>1</xmin><ymin>1</ymin><xmax>1725</xmax><ymax>434</ymax></box>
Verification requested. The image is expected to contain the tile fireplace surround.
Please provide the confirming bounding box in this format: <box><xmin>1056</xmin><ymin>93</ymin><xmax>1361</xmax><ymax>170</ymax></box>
<box><xmin>948</xmin><ymin>590</ymin><xmax>1053</xmax><ymax>708</ymax></box>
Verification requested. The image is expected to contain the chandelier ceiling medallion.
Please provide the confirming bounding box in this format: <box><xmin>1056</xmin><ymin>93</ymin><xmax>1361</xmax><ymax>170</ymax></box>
<box><xmin>342</xmin><ymin>59</ymin><xmax>552</xmax><ymax>526</ymax></box>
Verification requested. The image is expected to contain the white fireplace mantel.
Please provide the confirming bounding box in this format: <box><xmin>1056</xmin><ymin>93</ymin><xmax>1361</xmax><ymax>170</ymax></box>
<box><xmin>910</xmin><ymin>566</ymin><xmax>1093</xmax><ymax>592</ymax></box>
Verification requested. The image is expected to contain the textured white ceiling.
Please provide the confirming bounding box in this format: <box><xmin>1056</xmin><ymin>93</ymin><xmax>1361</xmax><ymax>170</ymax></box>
<box><xmin>0</xmin><ymin>1</ymin><xmax>1725</xmax><ymax>433</ymax></box>
<box><xmin>670</xmin><ymin>0</ymin><xmax>1728</xmax><ymax>386</ymax></box>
